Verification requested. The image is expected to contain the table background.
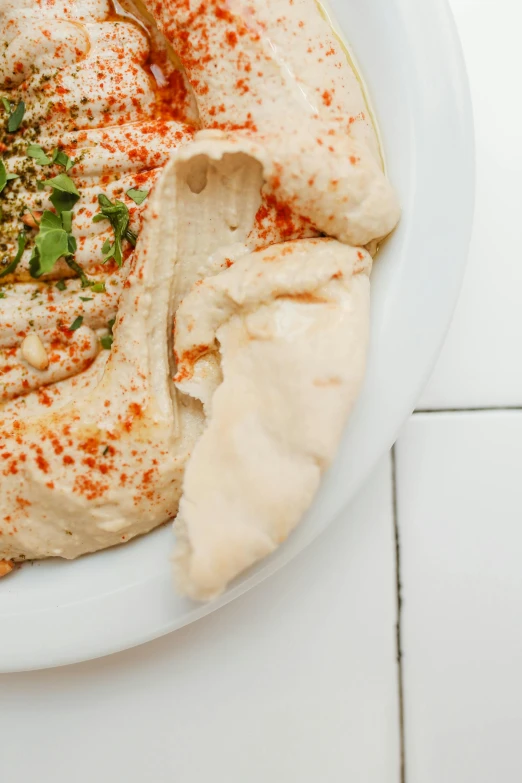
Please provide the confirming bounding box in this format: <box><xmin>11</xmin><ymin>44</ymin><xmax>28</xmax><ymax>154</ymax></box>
<box><xmin>2</xmin><ymin>1</ymin><xmax>520</xmax><ymax>780</ymax></box>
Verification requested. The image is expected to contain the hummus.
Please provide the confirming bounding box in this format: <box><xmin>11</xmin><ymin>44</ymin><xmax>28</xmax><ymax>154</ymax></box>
<box><xmin>0</xmin><ymin>0</ymin><xmax>400</xmax><ymax>599</ymax></box>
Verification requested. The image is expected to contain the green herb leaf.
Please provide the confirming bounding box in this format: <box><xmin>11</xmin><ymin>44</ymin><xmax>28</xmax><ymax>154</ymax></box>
<box><xmin>28</xmin><ymin>247</ymin><xmax>41</xmax><ymax>279</ymax></box>
<box><xmin>0</xmin><ymin>232</ymin><xmax>27</xmax><ymax>278</ymax></box>
<box><xmin>79</xmin><ymin>296</ymin><xmax>92</xmax><ymax>301</ymax></box>
<box><xmin>30</xmin><ymin>211</ymin><xmax>70</xmax><ymax>278</ymax></box>
<box><xmin>56</xmin><ymin>279</ymin><xmax>67</xmax><ymax>291</ymax></box>
<box><xmin>61</xmin><ymin>210</ymin><xmax>73</xmax><ymax>234</ymax></box>
<box><xmin>67</xmin><ymin>234</ymin><xmax>77</xmax><ymax>255</ymax></box>
<box><xmin>29</xmin><ymin>174</ymin><xmax>87</xmax><ymax>286</ymax></box>
<box><xmin>0</xmin><ymin>161</ymin><xmax>18</xmax><ymax>193</ymax></box>
<box><xmin>0</xmin><ymin>291</ymin><xmax>5</xmax><ymax>299</ymax></box>
<box><xmin>51</xmin><ymin>189</ymin><xmax>79</xmax><ymax>215</ymax></box>
<box><xmin>93</xmin><ymin>193</ymin><xmax>136</xmax><ymax>267</ymax></box>
<box><xmin>43</xmin><ymin>173</ymin><xmax>80</xmax><ymax>215</ymax></box>
<box><xmin>100</xmin><ymin>335</ymin><xmax>113</xmax><ymax>350</ymax></box>
<box><xmin>126</xmin><ymin>188</ymin><xmax>148</xmax><ymax>206</ymax></box>
<box><xmin>44</xmin><ymin>173</ymin><xmax>80</xmax><ymax>196</ymax></box>
<box><xmin>65</xmin><ymin>256</ymin><xmax>91</xmax><ymax>288</ymax></box>
<box><xmin>102</xmin><ymin>445</ymin><xmax>110</xmax><ymax>455</ymax></box>
<box><xmin>52</xmin><ymin>148</ymin><xmax>74</xmax><ymax>171</ymax></box>
<box><xmin>7</xmin><ymin>101</ymin><xmax>25</xmax><ymax>133</ymax></box>
<box><xmin>27</xmin><ymin>144</ymin><xmax>52</xmax><ymax>166</ymax></box>
<box><xmin>108</xmin><ymin>317</ymin><xmax>116</xmax><ymax>333</ymax></box>
<box><xmin>1</xmin><ymin>98</ymin><xmax>11</xmax><ymax>114</ymax></box>
<box><xmin>0</xmin><ymin>161</ymin><xmax>7</xmax><ymax>194</ymax></box>
<box><xmin>69</xmin><ymin>315</ymin><xmax>83</xmax><ymax>331</ymax></box>
<box><xmin>90</xmin><ymin>281</ymin><xmax>106</xmax><ymax>293</ymax></box>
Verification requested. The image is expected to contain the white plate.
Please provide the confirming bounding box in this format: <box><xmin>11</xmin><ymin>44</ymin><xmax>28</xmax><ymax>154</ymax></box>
<box><xmin>0</xmin><ymin>0</ymin><xmax>474</xmax><ymax>672</ymax></box>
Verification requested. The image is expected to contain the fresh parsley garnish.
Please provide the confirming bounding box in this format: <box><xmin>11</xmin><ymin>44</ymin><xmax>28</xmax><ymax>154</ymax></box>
<box><xmin>52</xmin><ymin>148</ymin><xmax>74</xmax><ymax>172</ymax></box>
<box><xmin>90</xmin><ymin>281</ymin><xmax>106</xmax><ymax>293</ymax></box>
<box><xmin>64</xmin><ymin>256</ymin><xmax>92</xmax><ymax>289</ymax></box>
<box><xmin>27</xmin><ymin>145</ymin><xmax>74</xmax><ymax>171</ymax></box>
<box><xmin>0</xmin><ymin>291</ymin><xmax>5</xmax><ymax>299</ymax></box>
<box><xmin>69</xmin><ymin>315</ymin><xmax>83</xmax><ymax>331</ymax></box>
<box><xmin>100</xmin><ymin>317</ymin><xmax>115</xmax><ymax>349</ymax></box>
<box><xmin>28</xmin><ymin>211</ymin><xmax>88</xmax><ymax>285</ymax></box>
<box><xmin>29</xmin><ymin>174</ymin><xmax>88</xmax><ymax>281</ymax></box>
<box><xmin>42</xmin><ymin>173</ymin><xmax>80</xmax><ymax>215</ymax></box>
<box><xmin>79</xmin><ymin>296</ymin><xmax>92</xmax><ymax>301</ymax></box>
<box><xmin>56</xmin><ymin>279</ymin><xmax>67</xmax><ymax>291</ymax></box>
<box><xmin>29</xmin><ymin>211</ymin><xmax>71</xmax><ymax>278</ymax></box>
<box><xmin>126</xmin><ymin>188</ymin><xmax>148</xmax><ymax>206</ymax></box>
<box><xmin>6</xmin><ymin>101</ymin><xmax>25</xmax><ymax>133</ymax></box>
<box><xmin>0</xmin><ymin>232</ymin><xmax>27</xmax><ymax>278</ymax></box>
<box><xmin>27</xmin><ymin>144</ymin><xmax>52</xmax><ymax>166</ymax></box>
<box><xmin>61</xmin><ymin>210</ymin><xmax>73</xmax><ymax>234</ymax></box>
<box><xmin>0</xmin><ymin>161</ymin><xmax>18</xmax><ymax>193</ymax></box>
<box><xmin>93</xmin><ymin>194</ymin><xmax>137</xmax><ymax>267</ymax></box>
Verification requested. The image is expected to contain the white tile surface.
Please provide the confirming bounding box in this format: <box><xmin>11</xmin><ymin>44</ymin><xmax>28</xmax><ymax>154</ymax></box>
<box><xmin>0</xmin><ymin>457</ymin><xmax>400</xmax><ymax>783</ymax></box>
<box><xmin>419</xmin><ymin>0</ymin><xmax>522</xmax><ymax>409</ymax></box>
<box><xmin>396</xmin><ymin>413</ymin><xmax>522</xmax><ymax>782</ymax></box>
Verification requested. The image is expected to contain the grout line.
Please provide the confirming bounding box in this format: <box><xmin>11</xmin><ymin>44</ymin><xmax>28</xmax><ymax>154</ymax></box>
<box><xmin>414</xmin><ymin>406</ymin><xmax>522</xmax><ymax>414</ymax></box>
<box><xmin>391</xmin><ymin>445</ymin><xmax>406</xmax><ymax>783</ymax></box>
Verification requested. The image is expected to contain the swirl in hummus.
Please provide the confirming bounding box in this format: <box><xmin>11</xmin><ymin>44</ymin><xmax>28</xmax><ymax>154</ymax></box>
<box><xmin>0</xmin><ymin>0</ymin><xmax>400</xmax><ymax>600</ymax></box>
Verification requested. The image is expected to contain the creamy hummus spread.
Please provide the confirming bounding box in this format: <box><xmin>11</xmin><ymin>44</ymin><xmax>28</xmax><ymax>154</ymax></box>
<box><xmin>0</xmin><ymin>0</ymin><xmax>400</xmax><ymax>599</ymax></box>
